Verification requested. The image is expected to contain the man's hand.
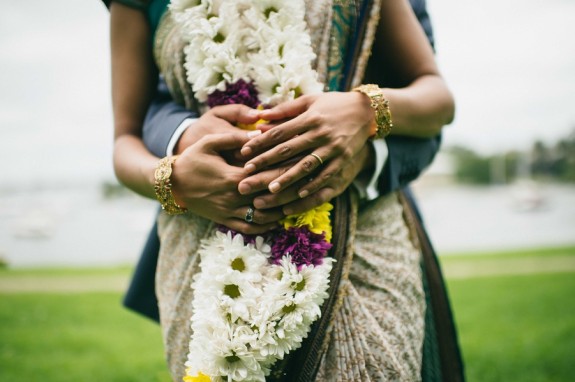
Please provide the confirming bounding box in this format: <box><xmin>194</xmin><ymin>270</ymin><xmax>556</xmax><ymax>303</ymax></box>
<box><xmin>175</xmin><ymin>104</ymin><xmax>261</xmax><ymax>166</ymax></box>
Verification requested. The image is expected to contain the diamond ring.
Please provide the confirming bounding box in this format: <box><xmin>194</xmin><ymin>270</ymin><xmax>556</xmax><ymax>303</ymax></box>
<box><xmin>244</xmin><ymin>206</ymin><xmax>255</xmax><ymax>223</ymax></box>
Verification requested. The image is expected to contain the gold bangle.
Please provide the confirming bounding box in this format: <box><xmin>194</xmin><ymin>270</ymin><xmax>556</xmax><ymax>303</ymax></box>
<box><xmin>353</xmin><ymin>84</ymin><xmax>393</xmax><ymax>139</ymax></box>
<box><xmin>154</xmin><ymin>156</ymin><xmax>188</xmax><ymax>215</ymax></box>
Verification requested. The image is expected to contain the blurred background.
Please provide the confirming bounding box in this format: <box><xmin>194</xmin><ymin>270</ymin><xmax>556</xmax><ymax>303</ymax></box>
<box><xmin>1</xmin><ymin>0</ymin><xmax>574</xmax><ymax>381</ymax></box>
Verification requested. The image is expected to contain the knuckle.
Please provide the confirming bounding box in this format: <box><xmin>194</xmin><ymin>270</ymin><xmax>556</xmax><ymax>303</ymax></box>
<box><xmin>252</xmin><ymin>157</ymin><xmax>269</xmax><ymax>169</ymax></box>
<box><xmin>331</xmin><ymin>137</ymin><xmax>346</xmax><ymax>154</ymax></box>
<box><xmin>269</xmin><ymin>128</ymin><xmax>284</xmax><ymax>141</ymax></box>
<box><xmin>341</xmin><ymin>147</ymin><xmax>354</xmax><ymax>161</ymax></box>
<box><xmin>322</xmin><ymin>170</ymin><xmax>336</xmax><ymax>181</ymax></box>
<box><xmin>306</xmin><ymin>110</ymin><xmax>323</xmax><ymax>125</ymax></box>
<box><xmin>224</xmin><ymin>174</ymin><xmax>240</xmax><ymax>188</ymax></box>
<box><xmin>306</xmin><ymin>181</ymin><xmax>320</xmax><ymax>193</ymax></box>
<box><xmin>198</xmin><ymin>134</ymin><xmax>214</xmax><ymax>146</ymax></box>
<box><xmin>311</xmin><ymin>191</ymin><xmax>325</xmax><ymax>206</ymax></box>
<box><xmin>277</xmin><ymin>144</ymin><xmax>292</xmax><ymax>158</ymax></box>
<box><xmin>301</xmin><ymin>158</ymin><xmax>316</xmax><ymax>173</ymax></box>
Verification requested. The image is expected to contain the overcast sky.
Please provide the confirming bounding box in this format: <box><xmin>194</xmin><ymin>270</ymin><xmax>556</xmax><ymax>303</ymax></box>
<box><xmin>1</xmin><ymin>0</ymin><xmax>574</xmax><ymax>186</ymax></box>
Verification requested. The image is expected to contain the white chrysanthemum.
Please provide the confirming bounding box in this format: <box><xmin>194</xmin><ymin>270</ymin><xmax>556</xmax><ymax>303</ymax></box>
<box><xmin>173</xmin><ymin>1</ymin><xmax>333</xmax><ymax>379</ymax></box>
<box><xmin>200</xmin><ymin>333</ymin><xmax>264</xmax><ymax>381</ymax></box>
<box><xmin>173</xmin><ymin>0</ymin><xmax>322</xmax><ymax>106</ymax></box>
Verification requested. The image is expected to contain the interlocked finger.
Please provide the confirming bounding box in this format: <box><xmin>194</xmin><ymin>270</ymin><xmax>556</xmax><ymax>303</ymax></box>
<box><xmin>241</xmin><ymin>97</ymin><xmax>315</xmax><ymax>157</ymax></box>
<box><xmin>238</xmin><ymin>164</ymin><xmax>293</xmax><ymax>195</ymax></box>
<box><xmin>252</xmin><ymin>176</ymin><xmax>312</xmax><ymax>210</ymax></box>
<box><xmin>267</xmin><ymin>150</ymin><xmax>331</xmax><ymax>194</ymax></box>
<box><xmin>297</xmin><ymin>159</ymin><xmax>344</xmax><ymax>199</ymax></box>
<box><xmin>243</xmin><ymin>131</ymin><xmax>326</xmax><ymax>174</ymax></box>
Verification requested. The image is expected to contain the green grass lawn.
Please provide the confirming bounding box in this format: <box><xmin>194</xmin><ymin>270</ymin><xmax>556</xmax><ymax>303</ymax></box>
<box><xmin>1</xmin><ymin>247</ymin><xmax>574</xmax><ymax>381</ymax></box>
<box><xmin>447</xmin><ymin>272</ymin><xmax>575</xmax><ymax>382</ymax></box>
<box><xmin>0</xmin><ymin>293</ymin><xmax>171</xmax><ymax>382</ymax></box>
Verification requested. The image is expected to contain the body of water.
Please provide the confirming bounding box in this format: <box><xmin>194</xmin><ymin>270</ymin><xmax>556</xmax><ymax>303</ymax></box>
<box><xmin>1</xmin><ymin>182</ymin><xmax>574</xmax><ymax>268</ymax></box>
<box><xmin>412</xmin><ymin>182</ymin><xmax>575</xmax><ymax>254</ymax></box>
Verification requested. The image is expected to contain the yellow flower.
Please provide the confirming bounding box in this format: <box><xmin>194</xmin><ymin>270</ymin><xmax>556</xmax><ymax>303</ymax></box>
<box><xmin>280</xmin><ymin>202</ymin><xmax>333</xmax><ymax>242</ymax></box>
<box><xmin>183</xmin><ymin>371</ymin><xmax>211</xmax><ymax>382</ymax></box>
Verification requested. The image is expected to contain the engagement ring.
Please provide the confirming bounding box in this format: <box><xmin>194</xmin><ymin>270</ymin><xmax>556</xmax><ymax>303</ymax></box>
<box><xmin>245</xmin><ymin>206</ymin><xmax>255</xmax><ymax>223</ymax></box>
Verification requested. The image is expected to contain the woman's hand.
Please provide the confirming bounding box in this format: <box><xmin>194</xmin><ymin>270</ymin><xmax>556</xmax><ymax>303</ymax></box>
<box><xmin>238</xmin><ymin>143</ymin><xmax>374</xmax><ymax>216</ymax></box>
<box><xmin>238</xmin><ymin>91</ymin><xmax>374</xmax><ymax>197</ymax></box>
<box><xmin>171</xmin><ymin>132</ymin><xmax>283</xmax><ymax>235</ymax></box>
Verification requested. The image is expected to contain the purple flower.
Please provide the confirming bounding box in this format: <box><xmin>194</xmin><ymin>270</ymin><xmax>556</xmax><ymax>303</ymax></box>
<box><xmin>270</xmin><ymin>227</ymin><xmax>332</xmax><ymax>268</ymax></box>
<box><xmin>207</xmin><ymin>79</ymin><xmax>260</xmax><ymax>108</ymax></box>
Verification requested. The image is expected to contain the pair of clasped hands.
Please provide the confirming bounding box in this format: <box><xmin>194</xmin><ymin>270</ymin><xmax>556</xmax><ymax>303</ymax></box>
<box><xmin>170</xmin><ymin>92</ymin><xmax>375</xmax><ymax>234</ymax></box>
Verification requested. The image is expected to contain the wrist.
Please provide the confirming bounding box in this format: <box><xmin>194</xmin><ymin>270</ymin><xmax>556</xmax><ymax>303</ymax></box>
<box><xmin>173</xmin><ymin>119</ymin><xmax>199</xmax><ymax>155</ymax></box>
<box><xmin>353</xmin><ymin>84</ymin><xmax>394</xmax><ymax>139</ymax></box>
<box><xmin>154</xmin><ymin>156</ymin><xmax>188</xmax><ymax>215</ymax></box>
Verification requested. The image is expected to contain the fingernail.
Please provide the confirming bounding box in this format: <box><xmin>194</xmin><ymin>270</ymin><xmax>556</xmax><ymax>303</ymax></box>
<box><xmin>247</xmin><ymin>109</ymin><xmax>259</xmax><ymax>118</ymax></box>
<box><xmin>298</xmin><ymin>189</ymin><xmax>309</xmax><ymax>199</ymax></box>
<box><xmin>238</xmin><ymin>183</ymin><xmax>251</xmax><ymax>195</ymax></box>
<box><xmin>246</xmin><ymin>130</ymin><xmax>261</xmax><ymax>138</ymax></box>
<box><xmin>283</xmin><ymin>207</ymin><xmax>293</xmax><ymax>215</ymax></box>
<box><xmin>244</xmin><ymin>163</ymin><xmax>256</xmax><ymax>173</ymax></box>
<box><xmin>253</xmin><ymin>198</ymin><xmax>265</xmax><ymax>209</ymax></box>
<box><xmin>241</xmin><ymin>146</ymin><xmax>253</xmax><ymax>156</ymax></box>
<box><xmin>269</xmin><ymin>182</ymin><xmax>281</xmax><ymax>193</ymax></box>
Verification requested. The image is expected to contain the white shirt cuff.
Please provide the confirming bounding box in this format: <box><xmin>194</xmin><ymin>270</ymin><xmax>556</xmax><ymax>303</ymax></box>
<box><xmin>166</xmin><ymin>118</ymin><xmax>198</xmax><ymax>156</ymax></box>
<box><xmin>353</xmin><ymin>139</ymin><xmax>389</xmax><ymax>201</ymax></box>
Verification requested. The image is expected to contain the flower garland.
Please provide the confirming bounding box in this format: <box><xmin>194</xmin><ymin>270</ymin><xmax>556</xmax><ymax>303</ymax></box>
<box><xmin>170</xmin><ymin>0</ymin><xmax>323</xmax><ymax>106</ymax></box>
<box><xmin>171</xmin><ymin>1</ymin><xmax>333</xmax><ymax>381</ymax></box>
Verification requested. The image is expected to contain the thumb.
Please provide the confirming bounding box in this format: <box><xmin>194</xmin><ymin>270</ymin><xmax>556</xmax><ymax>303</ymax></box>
<box><xmin>211</xmin><ymin>104</ymin><xmax>261</xmax><ymax>125</ymax></box>
<box><xmin>258</xmin><ymin>95</ymin><xmax>312</xmax><ymax>121</ymax></box>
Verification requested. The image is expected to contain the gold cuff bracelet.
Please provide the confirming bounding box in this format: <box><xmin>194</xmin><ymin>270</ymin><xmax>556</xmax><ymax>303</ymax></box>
<box><xmin>353</xmin><ymin>84</ymin><xmax>394</xmax><ymax>139</ymax></box>
<box><xmin>154</xmin><ymin>156</ymin><xmax>188</xmax><ymax>215</ymax></box>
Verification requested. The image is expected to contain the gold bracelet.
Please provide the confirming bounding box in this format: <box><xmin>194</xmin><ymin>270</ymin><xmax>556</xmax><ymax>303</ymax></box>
<box><xmin>154</xmin><ymin>156</ymin><xmax>188</xmax><ymax>215</ymax></box>
<box><xmin>353</xmin><ymin>84</ymin><xmax>393</xmax><ymax>139</ymax></box>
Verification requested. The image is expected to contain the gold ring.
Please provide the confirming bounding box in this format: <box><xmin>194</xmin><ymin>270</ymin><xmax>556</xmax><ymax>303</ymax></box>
<box><xmin>310</xmin><ymin>153</ymin><xmax>324</xmax><ymax>165</ymax></box>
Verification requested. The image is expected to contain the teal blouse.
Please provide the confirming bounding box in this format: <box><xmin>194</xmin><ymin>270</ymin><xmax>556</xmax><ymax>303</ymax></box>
<box><xmin>104</xmin><ymin>0</ymin><xmax>168</xmax><ymax>39</ymax></box>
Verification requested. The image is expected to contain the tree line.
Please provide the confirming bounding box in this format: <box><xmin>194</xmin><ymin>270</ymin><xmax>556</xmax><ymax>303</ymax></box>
<box><xmin>448</xmin><ymin>128</ymin><xmax>575</xmax><ymax>185</ymax></box>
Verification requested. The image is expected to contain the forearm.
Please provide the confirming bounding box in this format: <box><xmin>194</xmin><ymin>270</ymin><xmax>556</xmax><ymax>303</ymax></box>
<box><xmin>113</xmin><ymin>135</ymin><xmax>157</xmax><ymax>199</ymax></box>
<box><xmin>383</xmin><ymin>75</ymin><xmax>454</xmax><ymax>138</ymax></box>
<box><xmin>360</xmin><ymin>0</ymin><xmax>454</xmax><ymax>139</ymax></box>
<box><xmin>110</xmin><ymin>4</ymin><xmax>158</xmax><ymax>198</ymax></box>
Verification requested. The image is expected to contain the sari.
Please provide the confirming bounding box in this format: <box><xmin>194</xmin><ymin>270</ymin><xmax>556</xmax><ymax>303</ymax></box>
<box><xmin>105</xmin><ymin>0</ymin><xmax>464</xmax><ymax>380</ymax></box>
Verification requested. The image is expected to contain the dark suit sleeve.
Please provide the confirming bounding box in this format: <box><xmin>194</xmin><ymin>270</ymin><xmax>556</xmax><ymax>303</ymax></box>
<box><xmin>376</xmin><ymin>0</ymin><xmax>440</xmax><ymax>195</ymax></box>
<box><xmin>379</xmin><ymin>134</ymin><xmax>442</xmax><ymax>194</ymax></box>
<box><xmin>142</xmin><ymin>77</ymin><xmax>198</xmax><ymax>158</ymax></box>
<box><xmin>411</xmin><ymin>0</ymin><xmax>435</xmax><ymax>50</ymax></box>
